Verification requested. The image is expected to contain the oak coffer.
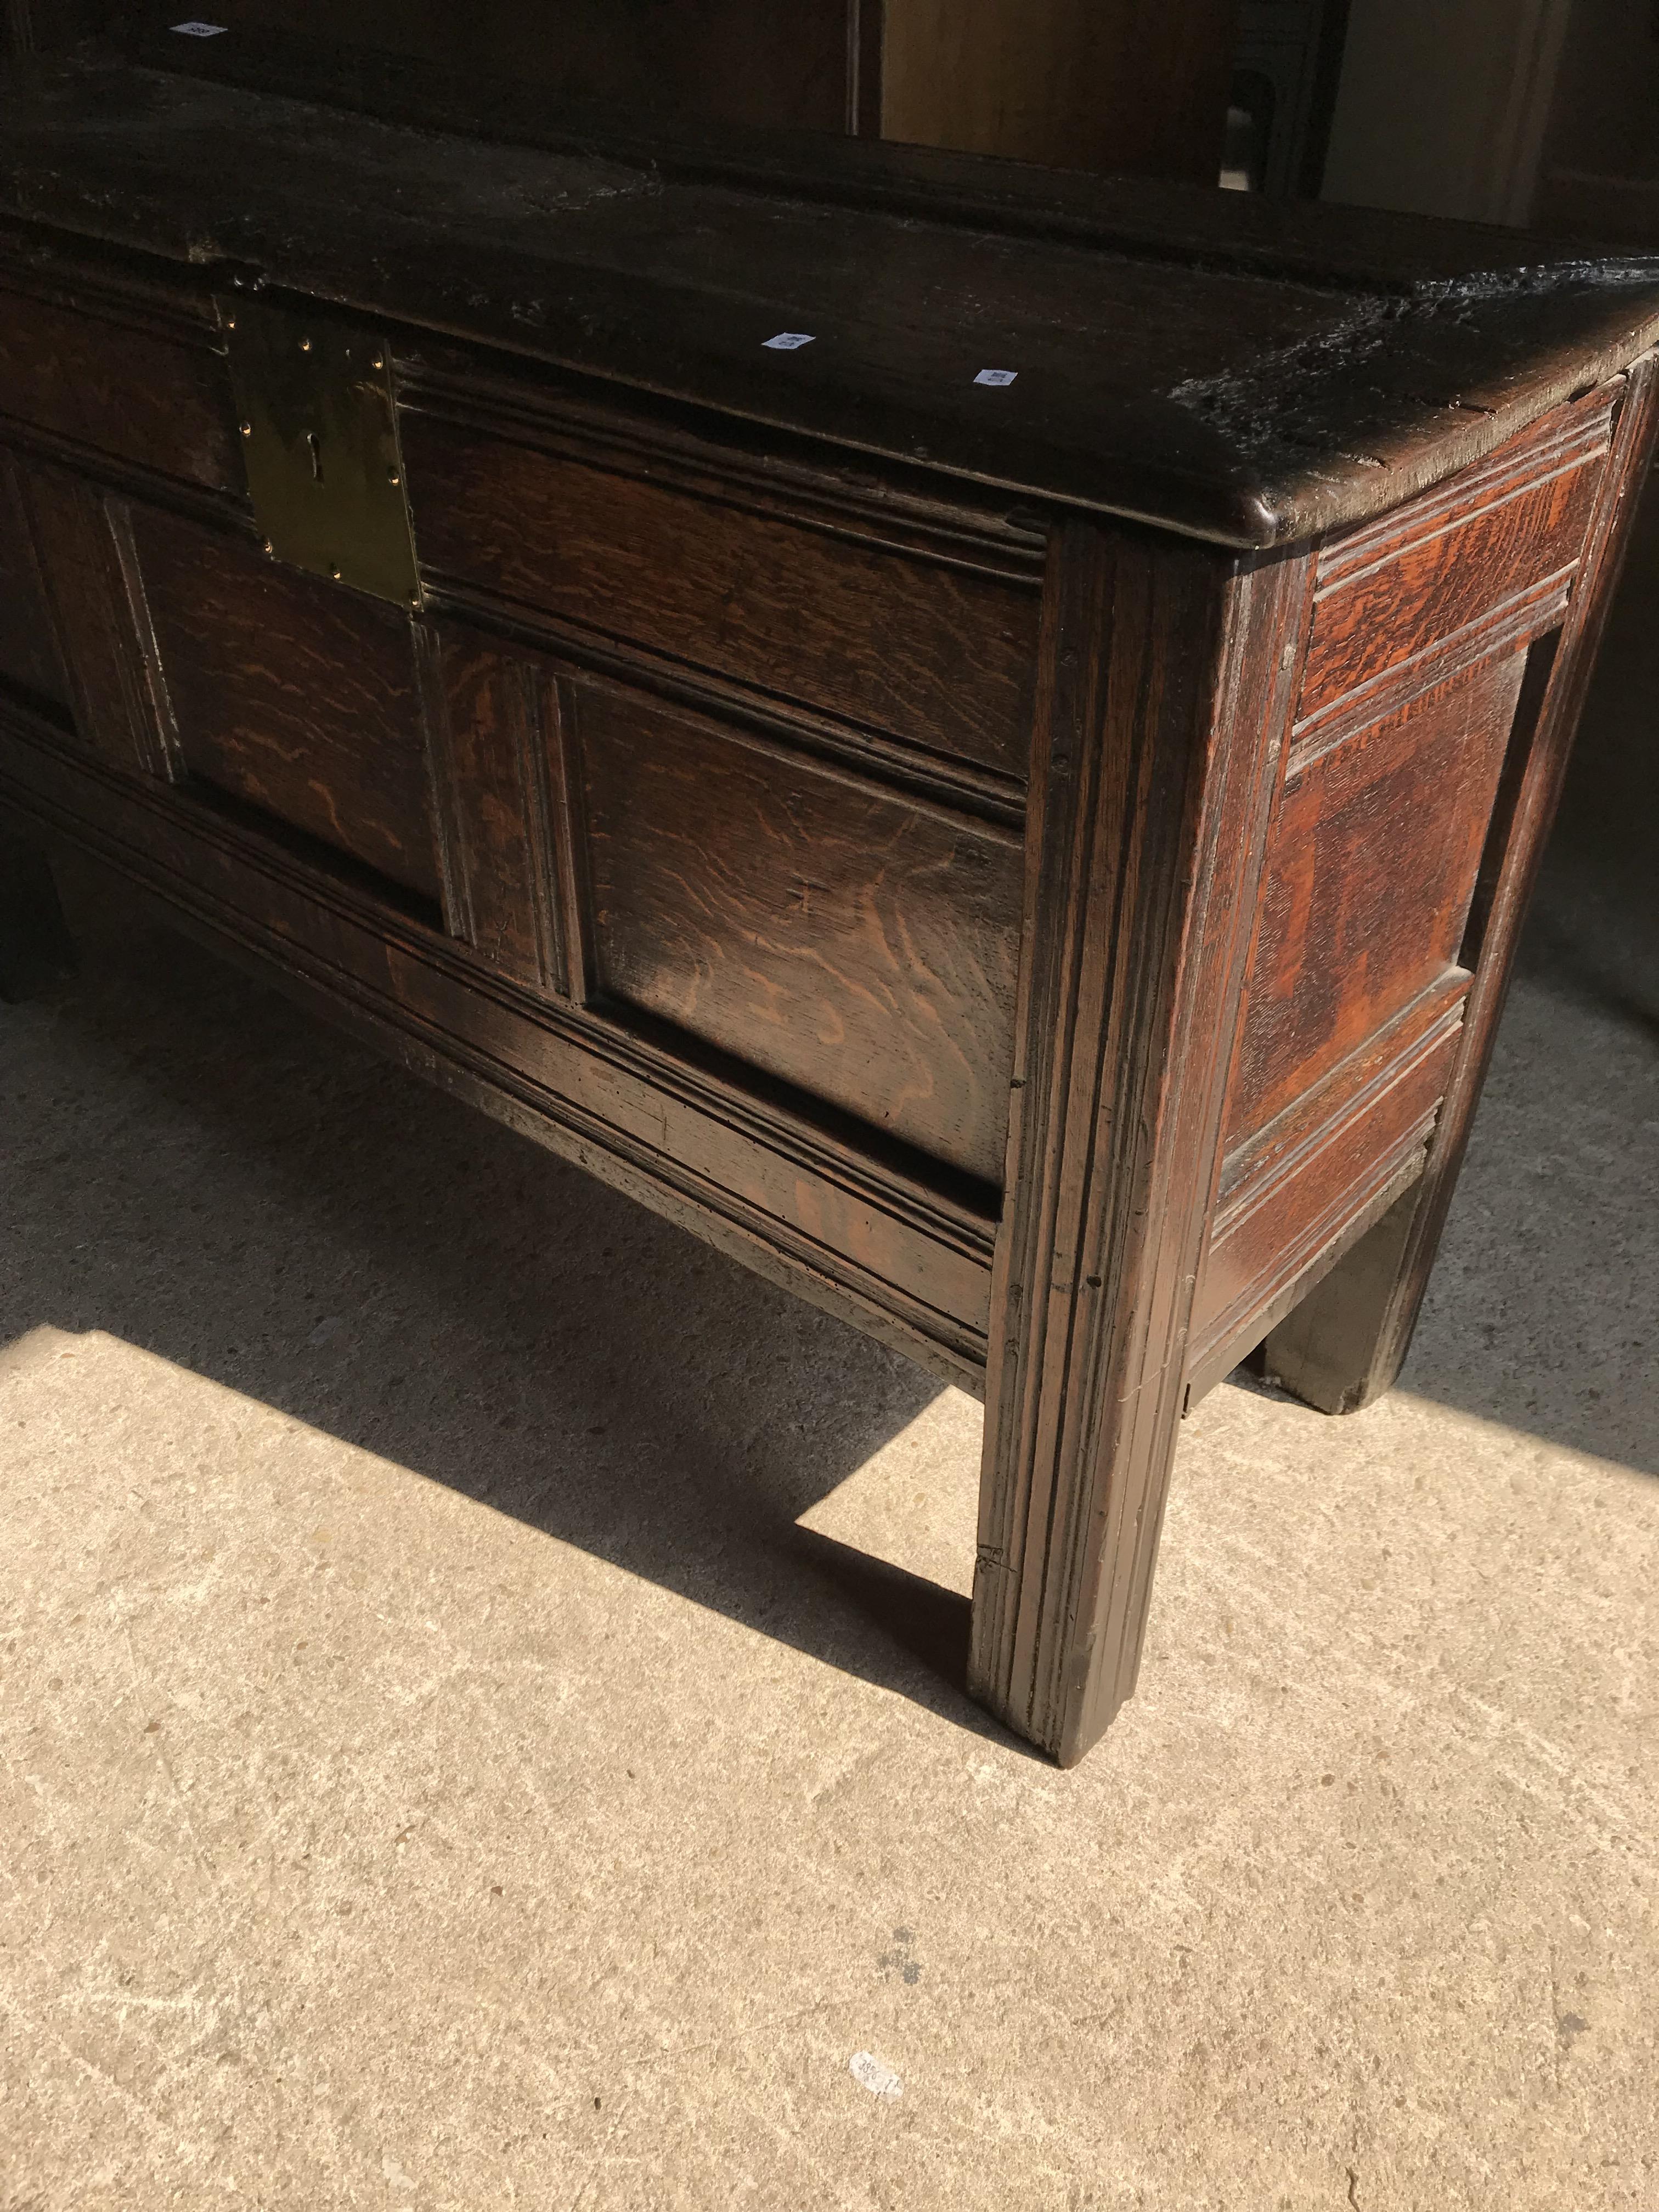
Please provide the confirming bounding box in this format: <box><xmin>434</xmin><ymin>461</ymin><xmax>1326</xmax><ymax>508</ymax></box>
<box><xmin>2</xmin><ymin>42</ymin><xmax>1656</xmax><ymax>1764</ymax></box>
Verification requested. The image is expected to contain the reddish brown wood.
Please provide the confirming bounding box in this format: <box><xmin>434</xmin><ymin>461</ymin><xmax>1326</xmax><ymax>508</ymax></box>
<box><xmin>1263</xmin><ymin>357</ymin><xmax>1659</xmax><ymax>1412</ymax></box>
<box><xmin>1296</xmin><ymin>394</ymin><xmax>1612</xmax><ymax>724</ymax></box>
<box><xmin>128</xmin><ymin>504</ymin><xmax>443</xmax><ymax>902</ymax></box>
<box><xmin>9</xmin><ymin>458</ymin><xmax>176</xmax><ymax>779</ymax></box>
<box><xmin>399</xmin><ymin>411</ymin><xmax>1040</xmax><ymax>779</ymax></box>
<box><xmin>1224</xmin><ymin>648</ymin><xmax>1526</xmax><ymax>1139</ymax></box>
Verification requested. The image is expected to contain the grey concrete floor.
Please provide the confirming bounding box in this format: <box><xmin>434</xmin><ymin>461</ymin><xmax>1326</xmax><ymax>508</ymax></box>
<box><xmin>3</xmin><ymin>539</ymin><xmax>1658</xmax><ymax>2204</ymax></box>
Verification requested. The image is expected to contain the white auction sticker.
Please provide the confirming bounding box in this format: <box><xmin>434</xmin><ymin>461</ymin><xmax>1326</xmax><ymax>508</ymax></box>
<box><xmin>763</xmin><ymin>332</ymin><xmax>815</xmax><ymax>351</ymax></box>
<box><xmin>171</xmin><ymin>20</ymin><xmax>229</xmax><ymax>32</ymax></box>
<box><xmin>974</xmin><ymin>369</ymin><xmax>1017</xmax><ymax>387</ymax></box>
<box><xmin>848</xmin><ymin>2051</ymin><xmax>903</xmax><ymax>2099</ymax></box>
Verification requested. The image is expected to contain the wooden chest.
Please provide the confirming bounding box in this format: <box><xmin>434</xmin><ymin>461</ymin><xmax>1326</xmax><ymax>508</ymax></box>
<box><xmin>2</xmin><ymin>45</ymin><xmax>1655</xmax><ymax>1764</ymax></box>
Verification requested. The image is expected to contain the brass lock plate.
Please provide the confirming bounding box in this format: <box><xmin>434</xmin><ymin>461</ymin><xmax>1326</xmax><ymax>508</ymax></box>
<box><xmin>219</xmin><ymin>297</ymin><xmax>419</xmax><ymax>607</ymax></box>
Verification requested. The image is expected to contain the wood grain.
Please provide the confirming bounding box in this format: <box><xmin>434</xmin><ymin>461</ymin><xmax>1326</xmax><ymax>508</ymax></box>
<box><xmin>12</xmin><ymin>459</ymin><xmax>176</xmax><ymax>778</ymax></box>
<box><xmin>0</xmin><ymin>281</ymin><xmax>237</xmax><ymax>492</ymax></box>
<box><xmin>577</xmin><ymin>674</ymin><xmax>1023</xmax><ymax>1188</ymax></box>
<box><xmin>1299</xmin><ymin>397</ymin><xmax>1610</xmax><ymax>726</ymax></box>
<box><xmin>1266</xmin><ymin>357</ymin><xmax>1659</xmax><ymax>1412</ymax></box>
<box><xmin>970</xmin><ymin>522</ymin><xmax>1312</xmax><ymax>1764</ymax></box>
<box><xmin>129</xmin><ymin>505</ymin><xmax>443</xmax><ymax>901</ymax></box>
<box><xmin>1191</xmin><ymin>1003</ymin><xmax>1461</xmax><ymax>1362</ymax></box>
<box><xmin>1224</xmin><ymin>647</ymin><xmax>1527</xmax><ymax>1143</ymax></box>
<box><xmin>12</xmin><ymin>54</ymin><xmax>1659</xmax><ymax>548</ymax></box>
<box><xmin>401</xmin><ymin>413</ymin><xmax>1040</xmax><ymax>778</ymax></box>
<box><xmin>419</xmin><ymin>620</ymin><xmax>563</xmax><ymax>991</ymax></box>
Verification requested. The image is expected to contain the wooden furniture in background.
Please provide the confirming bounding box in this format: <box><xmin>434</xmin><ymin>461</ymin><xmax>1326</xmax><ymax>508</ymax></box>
<box><xmin>1</xmin><ymin>47</ymin><xmax>1655</xmax><ymax>1763</ymax></box>
<box><xmin>4</xmin><ymin>2</ymin><xmax>1239</xmax><ymax>179</ymax></box>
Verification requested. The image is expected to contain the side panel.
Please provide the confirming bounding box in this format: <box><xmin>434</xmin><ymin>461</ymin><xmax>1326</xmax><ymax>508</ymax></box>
<box><xmin>1189</xmin><ymin>381</ymin><xmax>1626</xmax><ymax>1391</ymax></box>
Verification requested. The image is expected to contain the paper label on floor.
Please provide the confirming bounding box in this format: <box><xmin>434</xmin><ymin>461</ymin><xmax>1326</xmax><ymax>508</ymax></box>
<box><xmin>849</xmin><ymin>2051</ymin><xmax>902</xmax><ymax>2098</ymax></box>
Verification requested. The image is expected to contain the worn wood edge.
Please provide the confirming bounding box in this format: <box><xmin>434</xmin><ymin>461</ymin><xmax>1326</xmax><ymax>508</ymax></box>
<box><xmin>8</xmin><ymin>60</ymin><xmax>1659</xmax><ymax>550</ymax></box>
<box><xmin>1313</xmin><ymin>399</ymin><xmax>1614</xmax><ymax>588</ymax></box>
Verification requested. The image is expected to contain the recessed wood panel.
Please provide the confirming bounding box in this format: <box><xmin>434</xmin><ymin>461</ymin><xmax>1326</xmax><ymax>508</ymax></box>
<box><xmin>0</xmin><ymin>285</ymin><xmax>238</xmax><ymax>492</ymax></box>
<box><xmin>576</xmin><ymin>677</ymin><xmax>1022</xmax><ymax>1187</ymax></box>
<box><xmin>129</xmin><ymin>506</ymin><xmax>442</xmax><ymax>901</ymax></box>
<box><xmin>1299</xmin><ymin>399</ymin><xmax>1609</xmax><ymax>729</ymax></box>
<box><xmin>423</xmin><ymin>623</ymin><xmax>565</xmax><ymax>992</ymax></box>
<box><xmin>1226</xmin><ymin>647</ymin><xmax>1527</xmax><ymax>1144</ymax></box>
<box><xmin>0</xmin><ymin>451</ymin><xmax>67</xmax><ymax>713</ymax></box>
<box><xmin>399</xmin><ymin>413</ymin><xmax>1039</xmax><ymax>779</ymax></box>
<box><xmin>1193</xmin><ymin>1002</ymin><xmax>1461</xmax><ymax>1358</ymax></box>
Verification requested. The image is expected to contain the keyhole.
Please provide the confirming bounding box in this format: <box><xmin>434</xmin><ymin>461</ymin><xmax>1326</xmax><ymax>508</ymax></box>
<box><xmin>306</xmin><ymin>430</ymin><xmax>324</xmax><ymax>484</ymax></box>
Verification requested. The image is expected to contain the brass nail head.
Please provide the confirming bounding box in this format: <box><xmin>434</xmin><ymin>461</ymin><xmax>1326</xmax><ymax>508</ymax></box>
<box><xmin>387</xmin><ymin>470</ymin><xmax>400</xmax><ymax>485</ymax></box>
<box><xmin>330</xmin><ymin>566</ymin><xmax>342</xmax><ymax>580</ymax></box>
<box><xmin>372</xmin><ymin>356</ymin><xmax>385</xmax><ymax>371</ymax></box>
<box><xmin>240</xmin><ymin>421</ymin><xmax>252</xmax><ymax>436</ymax></box>
<box><xmin>300</xmin><ymin>337</ymin><xmax>312</xmax><ymax>352</ymax></box>
<box><xmin>261</xmin><ymin>539</ymin><xmax>274</xmax><ymax>555</ymax></box>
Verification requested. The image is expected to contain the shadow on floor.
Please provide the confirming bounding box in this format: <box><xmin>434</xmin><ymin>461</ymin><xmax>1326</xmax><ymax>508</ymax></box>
<box><xmin>0</xmin><ymin>887</ymin><xmax>1028</xmax><ymax>1750</ymax></box>
<box><xmin>1393</xmin><ymin>473</ymin><xmax>1659</xmax><ymax>1476</ymax></box>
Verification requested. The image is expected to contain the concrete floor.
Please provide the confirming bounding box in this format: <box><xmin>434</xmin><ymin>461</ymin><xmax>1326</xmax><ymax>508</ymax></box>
<box><xmin>3</xmin><ymin>554</ymin><xmax>1657</xmax><ymax>2207</ymax></box>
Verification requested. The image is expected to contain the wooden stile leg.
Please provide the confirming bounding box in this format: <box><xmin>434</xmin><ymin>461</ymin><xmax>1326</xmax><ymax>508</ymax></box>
<box><xmin>0</xmin><ymin>827</ymin><xmax>76</xmax><ymax>1001</ymax></box>
<box><xmin>1265</xmin><ymin>357</ymin><xmax>1659</xmax><ymax>1421</ymax></box>
<box><xmin>968</xmin><ymin>521</ymin><xmax>1312</xmax><ymax>1765</ymax></box>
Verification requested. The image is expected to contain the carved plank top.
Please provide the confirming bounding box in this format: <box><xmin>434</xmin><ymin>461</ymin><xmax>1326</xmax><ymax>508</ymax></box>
<box><xmin>3</xmin><ymin>44</ymin><xmax>1659</xmax><ymax>548</ymax></box>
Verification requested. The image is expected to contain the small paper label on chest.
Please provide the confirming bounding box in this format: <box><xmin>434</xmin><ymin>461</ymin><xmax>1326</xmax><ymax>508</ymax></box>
<box><xmin>763</xmin><ymin>332</ymin><xmax>815</xmax><ymax>350</ymax></box>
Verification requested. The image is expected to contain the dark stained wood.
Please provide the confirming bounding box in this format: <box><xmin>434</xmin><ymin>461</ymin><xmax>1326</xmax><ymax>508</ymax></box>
<box><xmin>400</xmin><ymin>411</ymin><xmax>1040</xmax><ymax>778</ymax></box>
<box><xmin>419</xmin><ymin>621</ymin><xmax>565</xmax><ymax>993</ymax></box>
<box><xmin>8</xmin><ymin>58</ymin><xmax>1659</xmax><ymax>546</ymax></box>
<box><xmin>1</xmin><ymin>60</ymin><xmax>1657</xmax><ymax>1765</ymax></box>
<box><xmin>174</xmin><ymin>0</ymin><xmax>853</xmax><ymax>135</ymax></box>
<box><xmin>0</xmin><ymin>823</ymin><xmax>75</xmax><ymax>1001</ymax></box>
<box><xmin>970</xmin><ymin>523</ymin><xmax>1312</xmax><ymax>1764</ymax></box>
<box><xmin>1264</xmin><ymin>358</ymin><xmax>1659</xmax><ymax>1413</ymax></box>
<box><xmin>575</xmin><ymin>673</ymin><xmax>1023</xmax><ymax>1188</ymax></box>
<box><xmin>128</xmin><ymin>504</ymin><xmax>443</xmax><ymax>901</ymax></box>
<box><xmin>0</xmin><ymin>447</ymin><xmax>67</xmax><ymax>713</ymax></box>
<box><xmin>1223</xmin><ymin>648</ymin><xmax>1527</xmax><ymax>1141</ymax></box>
<box><xmin>119</xmin><ymin>1</ymin><xmax>1239</xmax><ymax>177</ymax></box>
<box><xmin>9</xmin><ymin>457</ymin><xmax>176</xmax><ymax>777</ymax></box>
<box><xmin>0</xmin><ymin>279</ymin><xmax>237</xmax><ymax>492</ymax></box>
